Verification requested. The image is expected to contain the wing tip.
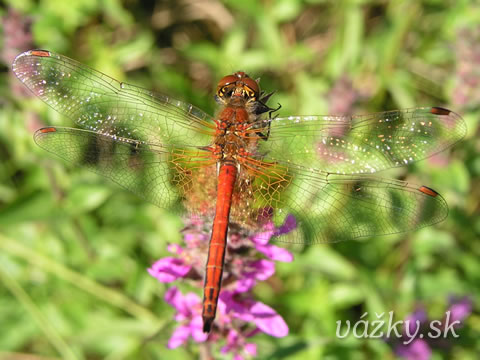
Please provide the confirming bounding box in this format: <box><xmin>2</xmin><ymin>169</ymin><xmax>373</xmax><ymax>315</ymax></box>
<box><xmin>34</xmin><ymin>127</ymin><xmax>58</xmax><ymax>145</ymax></box>
<box><xmin>12</xmin><ymin>50</ymin><xmax>53</xmax><ymax>81</ymax></box>
<box><xmin>429</xmin><ymin>106</ymin><xmax>467</xmax><ymax>140</ymax></box>
<box><xmin>13</xmin><ymin>49</ymin><xmax>51</xmax><ymax>63</ymax></box>
<box><xmin>418</xmin><ymin>185</ymin><xmax>449</xmax><ymax>224</ymax></box>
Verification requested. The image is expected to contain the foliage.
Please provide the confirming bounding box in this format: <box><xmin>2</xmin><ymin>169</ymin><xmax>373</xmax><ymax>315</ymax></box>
<box><xmin>1</xmin><ymin>0</ymin><xmax>479</xmax><ymax>359</ymax></box>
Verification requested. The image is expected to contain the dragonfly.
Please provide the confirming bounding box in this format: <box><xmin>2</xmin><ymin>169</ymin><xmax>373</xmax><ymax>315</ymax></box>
<box><xmin>13</xmin><ymin>50</ymin><xmax>466</xmax><ymax>333</ymax></box>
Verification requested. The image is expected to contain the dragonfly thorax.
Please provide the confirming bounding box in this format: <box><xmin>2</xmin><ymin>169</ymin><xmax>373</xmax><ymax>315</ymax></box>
<box><xmin>212</xmin><ymin>129</ymin><xmax>248</xmax><ymax>161</ymax></box>
<box><xmin>212</xmin><ymin>102</ymin><xmax>261</xmax><ymax>163</ymax></box>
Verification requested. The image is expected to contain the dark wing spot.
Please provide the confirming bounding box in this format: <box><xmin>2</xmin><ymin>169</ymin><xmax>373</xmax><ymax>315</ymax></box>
<box><xmin>31</xmin><ymin>50</ymin><xmax>51</xmax><ymax>57</ymax></box>
<box><xmin>40</xmin><ymin>127</ymin><xmax>57</xmax><ymax>133</ymax></box>
<box><xmin>430</xmin><ymin>107</ymin><xmax>451</xmax><ymax>116</ymax></box>
<box><xmin>419</xmin><ymin>186</ymin><xmax>439</xmax><ymax>197</ymax></box>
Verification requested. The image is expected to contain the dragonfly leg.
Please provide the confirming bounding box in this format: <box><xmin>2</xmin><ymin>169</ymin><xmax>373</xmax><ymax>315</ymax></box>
<box><xmin>257</xmin><ymin>102</ymin><xmax>281</xmax><ymax>141</ymax></box>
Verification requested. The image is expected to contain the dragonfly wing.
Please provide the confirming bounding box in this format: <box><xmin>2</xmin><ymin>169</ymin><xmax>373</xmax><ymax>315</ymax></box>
<box><xmin>255</xmin><ymin>107</ymin><xmax>466</xmax><ymax>174</ymax></box>
<box><xmin>240</xmin><ymin>161</ymin><xmax>447</xmax><ymax>244</ymax></box>
<box><xmin>13</xmin><ymin>50</ymin><xmax>215</xmax><ymax>148</ymax></box>
<box><xmin>35</xmin><ymin>127</ymin><xmax>215</xmax><ymax>212</ymax></box>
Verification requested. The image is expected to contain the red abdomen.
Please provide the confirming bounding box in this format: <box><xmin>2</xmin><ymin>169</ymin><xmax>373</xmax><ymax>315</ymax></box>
<box><xmin>202</xmin><ymin>162</ymin><xmax>238</xmax><ymax>333</ymax></box>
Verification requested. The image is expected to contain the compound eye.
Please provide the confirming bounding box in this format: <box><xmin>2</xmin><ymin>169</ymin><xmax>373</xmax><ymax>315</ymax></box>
<box><xmin>242</xmin><ymin>76</ymin><xmax>259</xmax><ymax>96</ymax></box>
<box><xmin>217</xmin><ymin>74</ymin><xmax>238</xmax><ymax>98</ymax></box>
<box><xmin>217</xmin><ymin>74</ymin><xmax>238</xmax><ymax>88</ymax></box>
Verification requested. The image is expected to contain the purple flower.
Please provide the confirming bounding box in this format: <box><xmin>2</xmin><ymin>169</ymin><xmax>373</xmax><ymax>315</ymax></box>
<box><xmin>404</xmin><ymin>308</ymin><xmax>427</xmax><ymax>335</ymax></box>
<box><xmin>249</xmin><ymin>300</ymin><xmax>289</xmax><ymax>337</ymax></box>
<box><xmin>396</xmin><ymin>339</ymin><xmax>432</xmax><ymax>360</ymax></box>
<box><xmin>274</xmin><ymin>214</ymin><xmax>298</xmax><ymax>236</ymax></box>
<box><xmin>148</xmin><ymin>257</ymin><xmax>191</xmax><ymax>283</ymax></box>
<box><xmin>447</xmin><ymin>296</ymin><xmax>472</xmax><ymax>325</ymax></box>
<box><xmin>392</xmin><ymin>307</ymin><xmax>431</xmax><ymax>359</ymax></box>
<box><xmin>221</xmin><ymin>329</ymin><xmax>257</xmax><ymax>360</ymax></box>
<box><xmin>220</xmin><ymin>291</ymin><xmax>289</xmax><ymax>337</ymax></box>
<box><xmin>389</xmin><ymin>296</ymin><xmax>473</xmax><ymax>359</ymax></box>
<box><xmin>236</xmin><ymin>259</ymin><xmax>275</xmax><ymax>292</ymax></box>
<box><xmin>251</xmin><ymin>215</ymin><xmax>295</xmax><ymax>262</ymax></box>
<box><xmin>164</xmin><ymin>287</ymin><xmax>208</xmax><ymax>348</ymax></box>
<box><xmin>254</xmin><ymin>242</ymin><xmax>294</xmax><ymax>262</ymax></box>
<box><xmin>148</xmin><ymin>213</ymin><xmax>295</xmax><ymax>356</ymax></box>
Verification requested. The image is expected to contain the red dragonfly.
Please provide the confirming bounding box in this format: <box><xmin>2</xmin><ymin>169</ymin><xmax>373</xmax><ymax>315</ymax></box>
<box><xmin>13</xmin><ymin>50</ymin><xmax>466</xmax><ymax>333</ymax></box>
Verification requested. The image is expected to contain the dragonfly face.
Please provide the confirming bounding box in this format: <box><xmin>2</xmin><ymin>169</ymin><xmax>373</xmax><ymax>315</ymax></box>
<box><xmin>12</xmin><ymin>49</ymin><xmax>467</xmax><ymax>332</ymax></box>
<box><xmin>216</xmin><ymin>72</ymin><xmax>259</xmax><ymax>102</ymax></box>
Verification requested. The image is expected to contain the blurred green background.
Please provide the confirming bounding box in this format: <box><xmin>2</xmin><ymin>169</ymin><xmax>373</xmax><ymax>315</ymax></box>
<box><xmin>0</xmin><ymin>0</ymin><xmax>479</xmax><ymax>359</ymax></box>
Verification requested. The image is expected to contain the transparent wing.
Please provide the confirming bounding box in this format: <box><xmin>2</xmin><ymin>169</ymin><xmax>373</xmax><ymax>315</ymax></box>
<box><xmin>240</xmin><ymin>159</ymin><xmax>448</xmax><ymax>244</ymax></box>
<box><xmin>15</xmin><ymin>50</ymin><xmax>461</xmax><ymax>244</ymax></box>
<box><xmin>252</xmin><ymin>107</ymin><xmax>466</xmax><ymax>174</ymax></box>
<box><xmin>34</xmin><ymin>127</ymin><xmax>216</xmax><ymax>213</ymax></box>
<box><xmin>13</xmin><ymin>50</ymin><xmax>215</xmax><ymax>148</ymax></box>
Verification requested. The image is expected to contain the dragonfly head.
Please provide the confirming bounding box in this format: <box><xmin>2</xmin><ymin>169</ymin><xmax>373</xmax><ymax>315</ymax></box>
<box><xmin>216</xmin><ymin>72</ymin><xmax>260</xmax><ymax>104</ymax></box>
